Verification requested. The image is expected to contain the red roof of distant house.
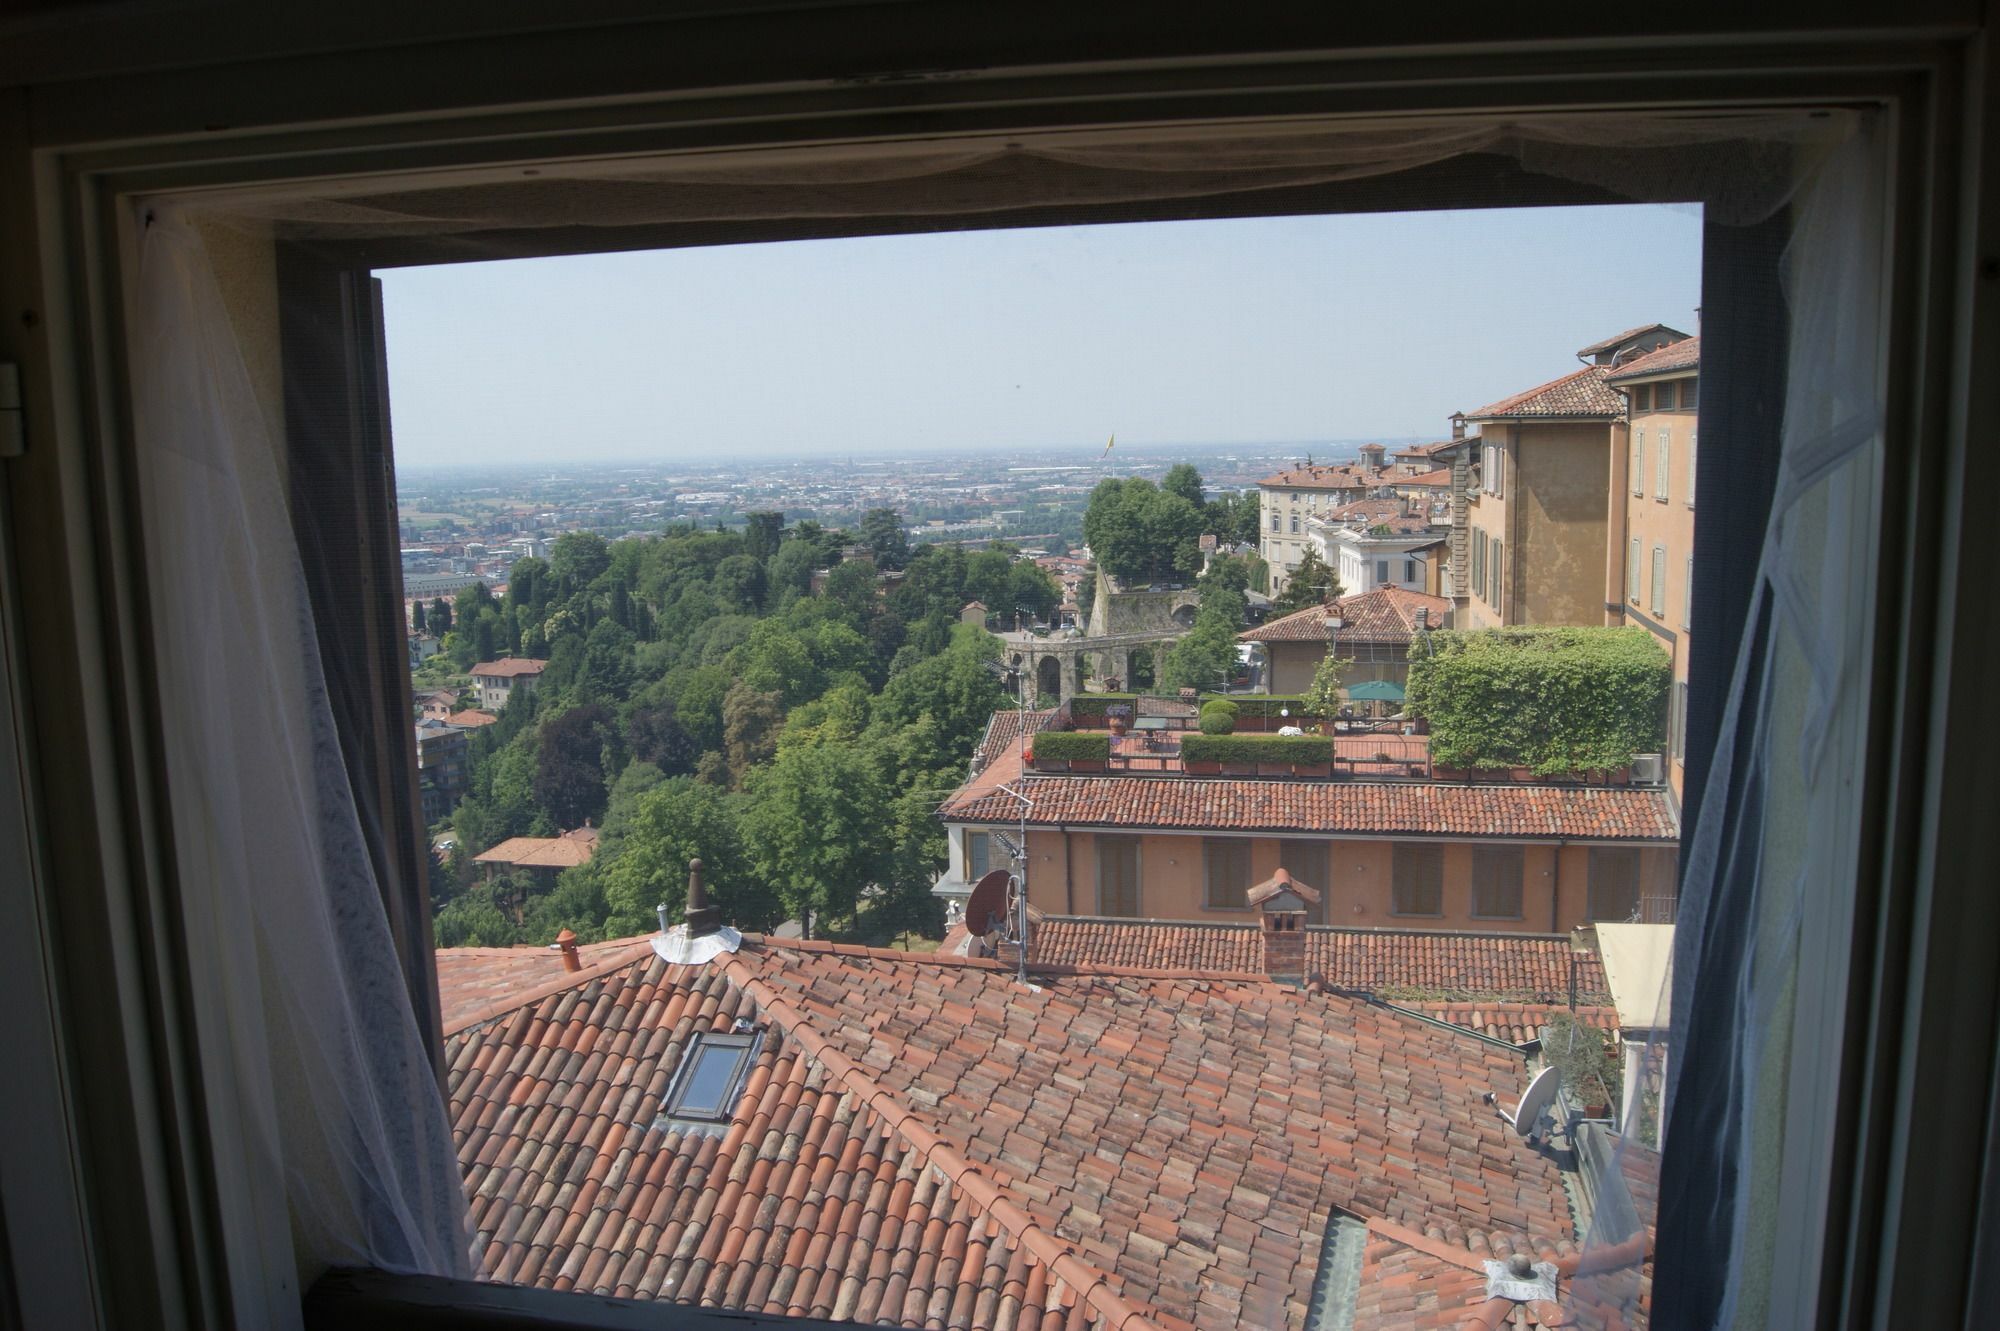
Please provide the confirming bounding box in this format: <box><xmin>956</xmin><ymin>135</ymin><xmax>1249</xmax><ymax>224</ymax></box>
<box><xmin>440</xmin><ymin>936</ymin><xmax>1593</xmax><ymax>1329</ymax></box>
<box><xmin>1022</xmin><ymin>916</ymin><xmax>1610</xmax><ymax>1002</ymax></box>
<box><xmin>1576</xmin><ymin>322</ymin><xmax>1691</xmax><ymax>357</ymax></box>
<box><xmin>1241</xmin><ymin>584</ymin><xmax>1451</xmax><ymax>645</ymax></box>
<box><xmin>1467</xmin><ymin>364</ymin><xmax>1626</xmax><ymax>420</ymax></box>
<box><xmin>1257</xmin><ymin>461</ymin><xmax>1381</xmax><ymax>490</ymax></box>
<box><xmin>470</xmin><ymin>656</ymin><xmax>547</xmax><ymax>678</ymax></box>
<box><xmin>943</xmin><ymin>774</ymin><xmax>1678</xmax><ymax>841</ymax></box>
<box><xmin>445</xmin><ymin>708</ymin><xmax>499</xmax><ymax>728</ymax></box>
<box><xmin>472</xmin><ymin>825</ymin><xmax>600</xmax><ymax>869</ymax></box>
<box><xmin>1396</xmin><ymin>466</ymin><xmax>1453</xmax><ymax>488</ymax></box>
<box><xmin>1606</xmin><ymin>334</ymin><xmax>1701</xmax><ymax>382</ymax></box>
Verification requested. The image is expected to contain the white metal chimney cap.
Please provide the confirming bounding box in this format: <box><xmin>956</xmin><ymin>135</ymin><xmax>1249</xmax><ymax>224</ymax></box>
<box><xmin>653</xmin><ymin>923</ymin><xmax>743</xmax><ymax>965</ymax></box>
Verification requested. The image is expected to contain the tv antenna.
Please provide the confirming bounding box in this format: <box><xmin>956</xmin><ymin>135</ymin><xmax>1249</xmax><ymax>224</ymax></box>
<box><xmin>1485</xmin><ymin>1065</ymin><xmax>1562</xmax><ymax>1148</ymax></box>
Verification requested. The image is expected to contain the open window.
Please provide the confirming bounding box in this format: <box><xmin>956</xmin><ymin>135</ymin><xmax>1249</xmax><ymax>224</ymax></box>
<box><xmin>4</xmin><ymin>13</ymin><xmax>1995</xmax><ymax>1331</ymax></box>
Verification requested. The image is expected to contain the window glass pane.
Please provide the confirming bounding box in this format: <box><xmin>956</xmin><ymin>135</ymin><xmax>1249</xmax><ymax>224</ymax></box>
<box><xmin>1280</xmin><ymin>841</ymin><xmax>1329</xmax><ymax>924</ymax></box>
<box><xmin>1587</xmin><ymin>848</ymin><xmax>1641</xmax><ymax>922</ymax></box>
<box><xmin>1391</xmin><ymin>843</ymin><xmax>1443</xmax><ymax>915</ymax></box>
<box><xmin>1470</xmin><ymin>845</ymin><xmax>1524</xmax><ymax>918</ymax></box>
<box><xmin>670</xmin><ymin>1037</ymin><xmax>751</xmax><ymax>1119</ymax></box>
<box><xmin>1375</xmin><ymin>559</ymin><xmax>1389</xmax><ymax>584</ymax></box>
<box><xmin>1657</xmin><ymin>380</ymin><xmax>1677</xmax><ymax>410</ymax></box>
<box><xmin>1098</xmin><ymin>836</ymin><xmax>1141</xmax><ymax>917</ymax></box>
<box><xmin>1684</xmin><ymin>375</ymin><xmax>1698</xmax><ymax>409</ymax></box>
<box><xmin>1203</xmin><ymin>839</ymin><xmax>1253</xmax><ymax>909</ymax></box>
<box><xmin>968</xmin><ymin>830</ymin><xmax>989</xmax><ymax>880</ymax></box>
<box><xmin>1635</xmin><ymin>383</ymin><xmax>1651</xmax><ymax>411</ymax></box>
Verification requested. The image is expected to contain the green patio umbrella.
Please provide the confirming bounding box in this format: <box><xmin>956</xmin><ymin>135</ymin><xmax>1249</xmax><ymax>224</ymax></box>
<box><xmin>1346</xmin><ymin>680</ymin><xmax>1406</xmax><ymax>702</ymax></box>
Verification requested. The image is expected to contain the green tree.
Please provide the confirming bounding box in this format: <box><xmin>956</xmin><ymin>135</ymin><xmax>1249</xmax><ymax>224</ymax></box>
<box><xmin>626</xmin><ymin>702</ymin><xmax>698</xmax><ymax>777</ymax></box>
<box><xmin>712</xmin><ymin>553</ymin><xmax>767</xmax><ymax>614</ymax></box>
<box><xmin>1083</xmin><ymin>477</ymin><xmax>1205</xmax><ymax>583</ymax></box>
<box><xmin>721</xmin><ymin>682</ymin><xmax>784</xmax><ymax>785</ymax></box>
<box><xmin>875</xmin><ymin>633</ymin><xmax>1007</xmax><ymax>753</ymax></box>
<box><xmin>1272</xmin><ymin>546</ymin><xmax>1344</xmax><ymax>613</ymax></box>
<box><xmin>743</xmin><ymin>510</ymin><xmax>784</xmax><ymax>562</ymax></box>
<box><xmin>740</xmin><ymin>740</ymin><xmax>889</xmax><ymax>937</ymax></box>
<box><xmin>548</xmin><ymin>531</ymin><xmax>612</xmax><ymax>595</ymax></box>
<box><xmin>858</xmin><ymin>507</ymin><xmax>910</xmax><ymax>571</ymax></box>
<box><xmin>765</xmin><ymin>539</ymin><xmax>819</xmax><ymax>604</ymax></box>
<box><xmin>594</xmin><ymin>777</ymin><xmax>776</xmax><ymax>935</ymax></box>
<box><xmin>1301</xmin><ymin>652</ymin><xmax>1353</xmax><ymax>723</ymax></box>
<box><xmin>1162</xmin><ymin>462</ymin><xmax>1206</xmax><ymax>509</ymax></box>
<box><xmin>533</xmin><ymin>703</ymin><xmax>616</xmax><ymax>828</ymax></box>
<box><xmin>427</xmin><ymin>596</ymin><xmax>453</xmax><ymax>637</ymax></box>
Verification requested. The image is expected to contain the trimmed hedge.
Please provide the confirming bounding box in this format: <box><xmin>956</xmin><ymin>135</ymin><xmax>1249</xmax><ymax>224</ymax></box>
<box><xmin>1180</xmin><ymin>734</ymin><xmax>1334</xmax><ymax>765</ymax></box>
<box><xmin>1198</xmin><ymin>698</ymin><xmax>1239</xmax><ymax>735</ymax></box>
<box><xmin>1200</xmin><ymin>694</ymin><xmax>1308</xmax><ymax>720</ymax></box>
<box><xmin>1406</xmin><ymin>627</ymin><xmax>1669</xmax><ymax>776</ymax></box>
<box><xmin>1068</xmin><ymin>693</ymin><xmax>1140</xmax><ymax>719</ymax></box>
<box><xmin>1028</xmin><ymin>731</ymin><xmax>1111</xmax><ymax>762</ymax></box>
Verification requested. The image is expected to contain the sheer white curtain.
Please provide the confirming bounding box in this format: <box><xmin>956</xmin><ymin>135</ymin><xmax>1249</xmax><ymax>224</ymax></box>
<box><xmin>129</xmin><ymin>209</ymin><xmax>470</xmax><ymax>1322</ymax></box>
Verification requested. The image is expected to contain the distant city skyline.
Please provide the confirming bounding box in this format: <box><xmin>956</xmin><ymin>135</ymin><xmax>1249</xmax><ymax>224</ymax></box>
<box><xmin>378</xmin><ymin>205</ymin><xmax>1701</xmax><ymax>466</ymax></box>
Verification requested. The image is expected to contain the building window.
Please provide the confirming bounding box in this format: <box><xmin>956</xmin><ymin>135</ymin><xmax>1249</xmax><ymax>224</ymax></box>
<box><xmin>1203</xmin><ymin>838</ymin><xmax>1254</xmax><ymax>910</ymax></box>
<box><xmin>1656</xmin><ymin>428</ymin><xmax>1672</xmax><ymax>500</ymax></box>
<box><xmin>1391</xmin><ymin>843</ymin><xmax>1444</xmax><ymax>916</ymax></box>
<box><xmin>1685</xmin><ymin>555</ymin><xmax>1694</xmax><ymax>629</ymax></box>
<box><xmin>1587</xmin><ymin>848</ymin><xmax>1641</xmax><ymax>922</ymax></box>
<box><xmin>1492</xmin><ymin>444</ymin><xmax>1503</xmax><ymax>498</ymax></box>
<box><xmin>1629</xmin><ymin>538</ymin><xmax>1642</xmax><ymax>604</ymax></box>
<box><xmin>1635</xmin><ymin>383</ymin><xmax>1652</xmax><ymax>412</ymax></box>
<box><xmin>1280</xmin><ymin>841</ymin><xmax>1329</xmax><ymax>925</ymax></box>
<box><xmin>1271</xmin><ymin>512</ymin><xmax>1280</xmax><ymax>532</ymax></box>
<box><xmin>1375</xmin><ymin>558</ymin><xmax>1389</xmax><ymax>584</ymax></box>
<box><xmin>1488</xmin><ymin>536</ymin><xmax>1502</xmax><ymax>607</ymax></box>
<box><xmin>661</xmin><ymin>1031</ymin><xmax>759</xmax><ymax>1126</ymax></box>
<box><xmin>1289</xmin><ymin>514</ymin><xmax>1299</xmax><ymax>534</ymax></box>
<box><xmin>1097</xmin><ymin>836</ymin><xmax>1141</xmax><ymax>917</ymax></box>
<box><xmin>1684</xmin><ymin>375</ymin><xmax>1699</xmax><ymax>410</ymax></box>
<box><xmin>1403</xmin><ymin>558</ymin><xmax>1417</xmax><ymax>583</ymax></box>
<box><xmin>1470</xmin><ymin>845</ymin><xmax>1525</xmax><ymax>919</ymax></box>
<box><xmin>1470</xmin><ymin>528</ymin><xmax>1485</xmax><ymax>598</ymax></box>
<box><xmin>1688</xmin><ymin>431</ymin><xmax>1698</xmax><ymax>507</ymax></box>
<box><xmin>1634</xmin><ymin>430</ymin><xmax>1647</xmax><ymax>496</ymax></box>
<box><xmin>967</xmin><ymin>829</ymin><xmax>990</xmax><ymax>881</ymax></box>
<box><xmin>1651</xmin><ymin>545</ymin><xmax>1668</xmax><ymax>616</ymax></box>
<box><xmin>1657</xmin><ymin>380</ymin><xmax>1677</xmax><ymax>411</ymax></box>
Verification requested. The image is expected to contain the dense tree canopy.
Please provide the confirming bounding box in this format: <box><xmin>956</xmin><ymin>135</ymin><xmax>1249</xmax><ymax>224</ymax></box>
<box><xmin>427</xmin><ymin>508</ymin><xmax>1107</xmax><ymax>950</ymax></box>
<box><xmin>1271</xmin><ymin>546</ymin><xmax>1344</xmax><ymax>613</ymax></box>
<box><xmin>1082</xmin><ymin>476</ymin><xmax>1206</xmax><ymax>584</ymax></box>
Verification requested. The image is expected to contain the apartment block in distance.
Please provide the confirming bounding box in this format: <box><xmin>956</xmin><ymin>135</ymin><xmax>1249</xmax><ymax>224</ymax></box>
<box><xmin>1457</xmin><ymin>325</ymin><xmax>1689</xmax><ymax>630</ymax></box>
<box><xmin>1607</xmin><ymin>336</ymin><xmax>1700</xmax><ymax>801</ymax></box>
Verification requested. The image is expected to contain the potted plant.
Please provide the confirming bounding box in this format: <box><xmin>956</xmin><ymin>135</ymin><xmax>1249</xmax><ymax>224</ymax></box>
<box><xmin>1542</xmin><ymin>1012</ymin><xmax>1621</xmax><ymax>1121</ymax></box>
<box><xmin>1106</xmin><ymin>704</ymin><xmax>1133</xmax><ymax>737</ymax></box>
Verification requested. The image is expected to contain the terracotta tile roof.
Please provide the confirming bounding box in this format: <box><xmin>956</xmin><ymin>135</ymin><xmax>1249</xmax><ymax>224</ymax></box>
<box><xmin>1240</xmin><ymin>585</ymin><xmax>1449</xmax><ymax>646</ymax></box>
<box><xmin>1350</xmin><ymin>1217</ymin><xmax>1646</xmax><ymax>1331</ymax></box>
<box><xmin>435</xmin><ymin>936</ymin><xmax>654</xmax><ymax>1032</ymax></box>
<box><xmin>1024</xmin><ymin>919</ymin><xmax>1609</xmax><ymax>1003</ymax></box>
<box><xmin>1256</xmin><ymin>462</ymin><xmax>1382</xmax><ymax>491</ymax></box>
<box><xmin>1402</xmin><ymin>1001</ymin><xmax>1621</xmax><ymax>1045</ymax></box>
<box><xmin>1466</xmin><ymin>365</ymin><xmax>1625</xmax><ymax>421</ymax></box>
<box><xmin>471</xmin><ymin>656</ymin><xmax>548</xmax><ymax>678</ymax></box>
<box><xmin>972</xmin><ymin>708</ymin><xmax>1057</xmax><ymax>776</ymax></box>
<box><xmin>1605</xmin><ymin>335</ymin><xmax>1701</xmax><ymax>382</ymax></box>
<box><xmin>473</xmin><ymin>826</ymin><xmax>601</xmax><ymax>870</ymax></box>
<box><xmin>1391</xmin><ymin>439</ymin><xmax>1461</xmax><ymax>462</ymax></box>
<box><xmin>1393</xmin><ymin>467</ymin><xmax>1453</xmax><ymax>488</ymax></box>
<box><xmin>447</xmin><ymin>708</ymin><xmax>500</xmax><ymax>728</ymax></box>
<box><xmin>946</xmin><ymin>774</ymin><xmax>1675</xmax><ymax>843</ymax></box>
<box><xmin>1575</xmin><ymin>323</ymin><xmax>1690</xmax><ymax>357</ymax></box>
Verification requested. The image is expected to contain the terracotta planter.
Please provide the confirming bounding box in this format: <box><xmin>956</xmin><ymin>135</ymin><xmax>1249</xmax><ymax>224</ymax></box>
<box><xmin>1292</xmin><ymin>763</ymin><xmax>1332</xmax><ymax>778</ymax></box>
<box><xmin>1070</xmin><ymin>759</ymin><xmax>1108</xmax><ymax>772</ymax></box>
<box><xmin>1185</xmin><ymin>760</ymin><xmax>1222</xmax><ymax>775</ymax></box>
<box><xmin>1108</xmin><ymin>718</ymin><xmax>1128</xmax><ymax>737</ymax></box>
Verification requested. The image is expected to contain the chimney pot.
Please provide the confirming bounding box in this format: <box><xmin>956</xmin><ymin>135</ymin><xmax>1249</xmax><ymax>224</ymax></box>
<box><xmin>685</xmin><ymin>857</ymin><xmax>720</xmax><ymax>938</ymax></box>
<box><xmin>556</xmin><ymin>928</ymin><xmax>581</xmax><ymax>973</ymax></box>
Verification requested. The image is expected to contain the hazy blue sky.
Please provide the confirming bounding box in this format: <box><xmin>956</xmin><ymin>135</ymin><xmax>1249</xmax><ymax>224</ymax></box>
<box><xmin>378</xmin><ymin>205</ymin><xmax>1701</xmax><ymax>465</ymax></box>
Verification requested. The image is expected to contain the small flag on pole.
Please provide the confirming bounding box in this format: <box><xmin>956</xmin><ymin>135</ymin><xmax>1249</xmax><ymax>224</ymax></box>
<box><xmin>1101</xmin><ymin>433</ymin><xmax>1116</xmax><ymax>458</ymax></box>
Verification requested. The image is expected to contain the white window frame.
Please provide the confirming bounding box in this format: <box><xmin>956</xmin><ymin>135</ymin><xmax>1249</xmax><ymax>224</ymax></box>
<box><xmin>1651</xmin><ymin>543</ymin><xmax>1668</xmax><ymax>616</ymax></box>
<box><xmin>1635</xmin><ymin>429</ymin><xmax>1648</xmax><ymax>496</ymax></box>
<box><xmin>1657</xmin><ymin>426</ymin><xmax>1673</xmax><ymax>501</ymax></box>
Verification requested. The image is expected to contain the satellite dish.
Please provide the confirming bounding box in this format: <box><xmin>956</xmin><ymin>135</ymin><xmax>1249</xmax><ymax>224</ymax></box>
<box><xmin>1487</xmin><ymin>1065</ymin><xmax>1562</xmax><ymax>1141</ymax></box>
<box><xmin>964</xmin><ymin>869</ymin><xmax>1012</xmax><ymax>938</ymax></box>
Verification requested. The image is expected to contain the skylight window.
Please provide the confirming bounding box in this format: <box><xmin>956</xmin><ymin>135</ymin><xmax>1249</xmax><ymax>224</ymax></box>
<box><xmin>660</xmin><ymin>1030</ymin><xmax>760</xmax><ymax>1128</ymax></box>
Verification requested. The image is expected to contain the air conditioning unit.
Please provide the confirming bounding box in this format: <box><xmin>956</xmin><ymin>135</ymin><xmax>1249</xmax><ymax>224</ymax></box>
<box><xmin>1630</xmin><ymin>753</ymin><xmax>1665</xmax><ymax>784</ymax></box>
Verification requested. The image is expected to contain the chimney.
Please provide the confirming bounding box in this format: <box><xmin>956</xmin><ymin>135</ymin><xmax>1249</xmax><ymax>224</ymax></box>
<box><xmin>556</xmin><ymin>928</ymin><xmax>582</xmax><ymax>972</ymax></box>
<box><xmin>1247</xmin><ymin>868</ymin><xmax>1321</xmax><ymax>984</ymax></box>
<box><xmin>685</xmin><ymin>857</ymin><xmax>720</xmax><ymax>938</ymax></box>
<box><xmin>1450</xmin><ymin>412</ymin><xmax>1467</xmax><ymax>440</ymax></box>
